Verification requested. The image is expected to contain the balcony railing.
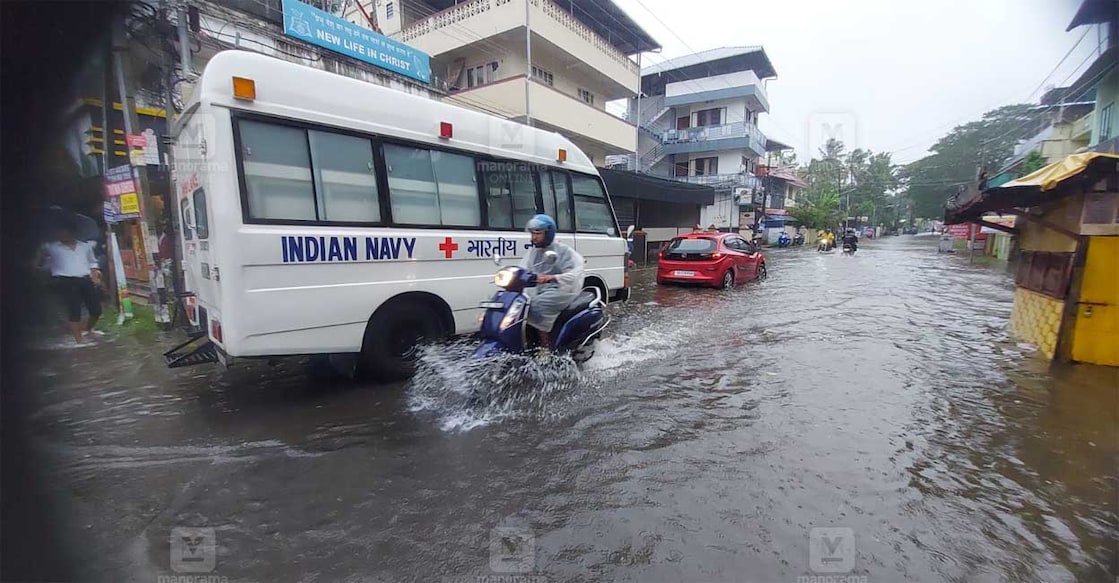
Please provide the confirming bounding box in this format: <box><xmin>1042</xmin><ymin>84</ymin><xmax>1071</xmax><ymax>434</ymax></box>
<box><xmin>533</xmin><ymin>0</ymin><xmax>639</xmax><ymax>75</ymax></box>
<box><xmin>675</xmin><ymin>173</ymin><xmax>761</xmax><ymax>190</ymax></box>
<box><xmin>662</xmin><ymin>122</ymin><xmax>767</xmax><ymax>150</ymax></box>
<box><xmin>397</xmin><ymin>0</ymin><xmax>638</xmax><ymax>75</ymax></box>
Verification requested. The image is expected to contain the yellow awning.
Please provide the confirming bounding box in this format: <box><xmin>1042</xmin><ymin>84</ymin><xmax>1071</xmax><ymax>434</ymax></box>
<box><xmin>1002</xmin><ymin>152</ymin><xmax>1119</xmax><ymax>191</ymax></box>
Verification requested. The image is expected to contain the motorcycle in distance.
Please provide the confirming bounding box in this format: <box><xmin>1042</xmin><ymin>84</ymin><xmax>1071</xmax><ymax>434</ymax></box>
<box><xmin>817</xmin><ymin>236</ymin><xmax>833</xmax><ymax>253</ymax></box>
<box><xmin>842</xmin><ymin>242</ymin><xmax>857</xmax><ymax>255</ymax></box>
<box><xmin>776</xmin><ymin>232</ymin><xmax>792</xmax><ymax>248</ymax></box>
<box><xmin>472</xmin><ymin>226</ymin><xmax>635</xmax><ymax>362</ymax></box>
<box><xmin>793</xmin><ymin>232</ymin><xmax>805</xmax><ymax>246</ymax></box>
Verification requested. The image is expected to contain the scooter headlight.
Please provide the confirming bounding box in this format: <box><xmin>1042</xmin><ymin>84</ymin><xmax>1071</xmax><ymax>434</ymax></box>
<box><xmin>500</xmin><ymin>296</ymin><xmax>527</xmax><ymax>330</ymax></box>
<box><xmin>494</xmin><ymin>267</ymin><xmax>518</xmax><ymax>288</ymax></box>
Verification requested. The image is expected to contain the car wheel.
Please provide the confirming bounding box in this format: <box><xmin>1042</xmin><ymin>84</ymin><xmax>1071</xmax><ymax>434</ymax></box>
<box><xmin>720</xmin><ymin>270</ymin><xmax>734</xmax><ymax>289</ymax></box>
<box><xmin>360</xmin><ymin>300</ymin><xmax>445</xmax><ymax>381</ymax></box>
<box><xmin>756</xmin><ymin>263</ymin><xmax>767</xmax><ymax>281</ymax></box>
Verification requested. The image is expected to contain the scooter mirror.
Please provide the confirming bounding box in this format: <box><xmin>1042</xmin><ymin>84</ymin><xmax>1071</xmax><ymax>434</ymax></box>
<box><xmin>626</xmin><ymin>225</ymin><xmax>635</xmax><ymax>238</ymax></box>
<box><xmin>544</xmin><ymin>250</ymin><xmax>559</xmax><ymax>263</ymax></box>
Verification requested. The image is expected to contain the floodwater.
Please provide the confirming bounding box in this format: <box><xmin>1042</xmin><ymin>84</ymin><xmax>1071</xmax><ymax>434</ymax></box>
<box><xmin>20</xmin><ymin>235</ymin><xmax>1118</xmax><ymax>582</ymax></box>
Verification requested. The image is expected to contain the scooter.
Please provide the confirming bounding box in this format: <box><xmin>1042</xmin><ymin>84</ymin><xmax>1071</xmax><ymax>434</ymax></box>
<box><xmin>793</xmin><ymin>233</ymin><xmax>805</xmax><ymax>246</ymax></box>
<box><xmin>817</xmin><ymin>237</ymin><xmax>833</xmax><ymax>253</ymax></box>
<box><xmin>472</xmin><ymin>226</ymin><xmax>634</xmax><ymax>362</ymax></box>
<box><xmin>777</xmin><ymin>233</ymin><xmax>791</xmax><ymax>248</ymax></box>
<box><xmin>473</xmin><ymin>254</ymin><xmax>609</xmax><ymax>362</ymax></box>
<box><xmin>842</xmin><ymin>243</ymin><xmax>856</xmax><ymax>255</ymax></box>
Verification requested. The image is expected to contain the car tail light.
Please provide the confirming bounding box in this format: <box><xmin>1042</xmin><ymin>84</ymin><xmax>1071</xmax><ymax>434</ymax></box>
<box><xmin>211</xmin><ymin>319</ymin><xmax>223</xmax><ymax>343</ymax></box>
<box><xmin>658</xmin><ymin>251</ymin><xmax>664</xmax><ymax>259</ymax></box>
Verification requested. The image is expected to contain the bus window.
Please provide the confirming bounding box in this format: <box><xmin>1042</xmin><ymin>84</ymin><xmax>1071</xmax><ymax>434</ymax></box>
<box><xmin>484</xmin><ymin>170</ymin><xmax>514</xmax><ymax>229</ymax></box>
<box><xmin>193</xmin><ymin>188</ymin><xmax>209</xmax><ymax>239</ymax></box>
<box><xmin>180</xmin><ymin>198</ymin><xmax>193</xmax><ymax>240</ymax></box>
<box><xmin>571</xmin><ymin>173</ymin><xmax>614</xmax><ymax>235</ymax></box>
<box><xmin>510</xmin><ymin>168</ymin><xmax>537</xmax><ymax>228</ymax></box>
<box><xmin>546</xmin><ymin>170</ymin><xmax>573</xmax><ymax>231</ymax></box>
<box><xmin>308</xmin><ymin>130</ymin><xmax>379</xmax><ymax>222</ymax></box>
<box><xmin>384</xmin><ymin>143</ymin><xmax>439</xmax><ymax>225</ymax></box>
<box><xmin>239</xmin><ymin>120</ymin><xmax>316</xmax><ymax>221</ymax></box>
<box><xmin>431</xmin><ymin>150</ymin><xmax>480</xmax><ymax>226</ymax></box>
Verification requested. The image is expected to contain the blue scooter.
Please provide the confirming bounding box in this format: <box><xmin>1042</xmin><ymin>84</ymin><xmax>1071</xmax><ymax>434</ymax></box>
<box><xmin>777</xmin><ymin>232</ymin><xmax>791</xmax><ymax>248</ymax></box>
<box><xmin>473</xmin><ymin>252</ymin><xmax>610</xmax><ymax>362</ymax></box>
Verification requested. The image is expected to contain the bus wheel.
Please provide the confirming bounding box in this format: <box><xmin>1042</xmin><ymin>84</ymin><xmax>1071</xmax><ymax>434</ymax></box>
<box><xmin>360</xmin><ymin>301</ymin><xmax>445</xmax><ymax>381</ymax></box>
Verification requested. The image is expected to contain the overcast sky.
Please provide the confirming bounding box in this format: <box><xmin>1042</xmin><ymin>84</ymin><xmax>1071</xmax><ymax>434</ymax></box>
<box><xmin>607</xmin><ymin>0</ymin><xmax>1103</xmax><ymax>165</ymax></box>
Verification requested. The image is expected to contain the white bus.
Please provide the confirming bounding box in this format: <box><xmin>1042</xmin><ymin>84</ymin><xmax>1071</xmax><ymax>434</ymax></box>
<box><xmin>167</xmin><ymin>51</ymin><xmax>631</xmax><ymax>378</ymax></box>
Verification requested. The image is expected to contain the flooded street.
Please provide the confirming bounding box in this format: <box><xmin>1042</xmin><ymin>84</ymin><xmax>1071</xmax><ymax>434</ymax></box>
<box><xmin>25</xmin><ymin>235</ymin><xmax>1117</xmax><ymax>582</ymax></box>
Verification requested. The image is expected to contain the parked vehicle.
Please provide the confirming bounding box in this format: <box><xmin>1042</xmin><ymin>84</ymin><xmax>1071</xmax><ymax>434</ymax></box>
<box><xmin>656</xmin><ymin>232</ymin><xmax>766</xmax><ymax>289</ymax></box>
<box><xmin>473</xmin><ymin>252</ymin><xmax>610</xmax><ymax>362</ymax></box>
<box><xmin>777</xmin><ymin>232</ymin><xmax>791</xmax><ymax>248</ymax></box>
<box><xmin>793</xmin><ymin>232</ymin><xmax>806</xmax><ymax>246</ymax></box>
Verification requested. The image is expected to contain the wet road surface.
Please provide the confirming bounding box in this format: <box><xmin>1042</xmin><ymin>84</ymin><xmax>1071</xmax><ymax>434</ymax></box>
<box><xmin>25</xmin><ymin>235</ymin><xmax>1118</xmax><ymax>582</ymax></box>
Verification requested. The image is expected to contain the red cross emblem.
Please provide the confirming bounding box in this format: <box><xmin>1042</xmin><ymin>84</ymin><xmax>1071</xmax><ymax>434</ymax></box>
<box><xmin>438</xmin><ymin>236</ymin><xmax>459</xmax><ymax>259</ymax></box>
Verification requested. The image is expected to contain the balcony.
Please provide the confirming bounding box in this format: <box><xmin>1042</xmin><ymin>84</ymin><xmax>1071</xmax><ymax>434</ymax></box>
<box><xmin>446</xmin><ymin>76</ymin><xmax>636</xmax><ymax>153</ymax></box>
<box><xmin>675</xmin><ymin>173</ymin><xmax>761</xmax><ymax>190</ymax></box>
<box><xmin>662</xmin><ymin>122</ymin><xmax>767</xmax><ymax>157</ymax></box>
<box><xmin>1072</xmin><ymin>110</ymin><xmax>1095</xmax><ymax>141</ymax></box>
<box><xmin>665</xmin><ymin>70</ymin><xmax>769</xmax><ymax>113</ymax></box>
<box><xmin>396</xmin><ymin>0</ymin><xmax>640</xmax><ymax>95</ymax></box>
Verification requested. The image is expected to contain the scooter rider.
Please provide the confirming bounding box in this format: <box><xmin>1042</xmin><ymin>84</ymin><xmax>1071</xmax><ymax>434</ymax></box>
<box><xmin>842</xmin><ymin>229</ymin><xmax>859</xmax><ymax>252</ymax></box>
<box><xmin>520</xmin><ymin>214</ymin><xmax>585</xmax><ymax>350</ymax></box>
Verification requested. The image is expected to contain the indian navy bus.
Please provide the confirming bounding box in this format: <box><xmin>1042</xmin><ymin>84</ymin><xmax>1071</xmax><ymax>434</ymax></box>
<box><xmin>165</xmin><ymin>50</ymin><xmax>631</xmax><ymax>379</ymax></box>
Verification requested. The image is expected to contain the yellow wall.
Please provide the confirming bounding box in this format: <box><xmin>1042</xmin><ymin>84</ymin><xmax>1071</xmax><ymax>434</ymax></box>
<box><xmin>1010</xmin><ymin>288</ymin><xmax>1065</xmax><ymax>360</ymax></box>
<box><xmin>1018</xmin><ymin>195</ymin><xmax>1082</xmax><ymax>253</ymax></box>
<box><xmin>1071</xmin><ymin>236</ymin><xmax>1119</xmax><ymax>366</ymax></box>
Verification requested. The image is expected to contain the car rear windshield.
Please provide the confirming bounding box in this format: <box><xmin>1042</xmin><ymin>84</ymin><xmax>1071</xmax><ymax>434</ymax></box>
<box><xmin>666</xmin><ymin>238</ymin><xmax>717</xmax><ymax>253</ymax></box>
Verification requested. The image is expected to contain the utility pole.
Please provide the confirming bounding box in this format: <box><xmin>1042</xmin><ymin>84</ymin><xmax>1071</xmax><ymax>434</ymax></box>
<box><xmin>633</xmin><ymin>52</ymin><xmax>641</xmax><ymax>172</ymax></box>
<box><xmin>524</xmin><ymin>0</ymin><xmax>532</xmax><ymax>127</ymax></box>
<box><xmin>113</xmin><ymin>25</ymin><xmax>169</xmax><ymax>326</ymax></box>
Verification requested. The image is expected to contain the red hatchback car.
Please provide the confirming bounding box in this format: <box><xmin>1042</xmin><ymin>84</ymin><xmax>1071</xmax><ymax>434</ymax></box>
<box><xmin>656</xmin><ymin>232</ymin><xmax>767</xmax><ymax>288</ymax></box>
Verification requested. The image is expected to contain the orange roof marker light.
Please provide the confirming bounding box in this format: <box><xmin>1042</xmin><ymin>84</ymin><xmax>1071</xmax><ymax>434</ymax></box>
<box><xmin>232</xmin><ymin>76</ymin><xmax>256</xmax><ymax>101</ymax></box>
<box><xmin>558</xmin><ymin>148</ymin><xmax>567</xmax><ymax>162</ymax></box>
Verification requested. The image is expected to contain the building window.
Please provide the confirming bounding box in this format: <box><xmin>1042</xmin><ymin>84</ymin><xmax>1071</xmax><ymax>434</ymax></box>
<box><xmin>674</xmin><ymin>161</ymin><xmax>689</xmax><ymax>177</ymax></box>
<box><xmin>386</xmin><ymin>1</ymin><xmax>394</xmax><ymax>18</ymax></box>
<box><xmin>578</xmin><ymin>88</ymin><xmax>594</xmax><ymax>105</ymax></box>
<box><xmin>694</xmin><ymin>157</ymin><xmax>718</xmax><ymax>176</ymax></box>
<box><xmin>531</xmin><ymin>66</ymin><xmax>554</xmax><ymax>86</ymax></box>
<box><xmin>694</xmin><ymin>108</ymin><xmax>725</xmax><ymax>127</ymax></box>
<box><xmin>1101</xmin><ymin>103</ymin><xmax>1113</xmax><ymax>142</ymax></box>
<box><xmin>466</xmin><ymin>62</ymin><xmax>498</xmax><ymax>88</ymax></box>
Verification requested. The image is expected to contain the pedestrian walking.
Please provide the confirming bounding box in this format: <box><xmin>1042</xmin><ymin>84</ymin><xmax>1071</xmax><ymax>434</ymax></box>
<box><xmin>38</xmin><ymin>220</ymin><xmax>104</xmax><ymax>345</ymax></box>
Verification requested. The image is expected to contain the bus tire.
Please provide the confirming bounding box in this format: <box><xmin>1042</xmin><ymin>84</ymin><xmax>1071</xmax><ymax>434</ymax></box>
<box><xmin>359</xmin><ymin>298</ymin><xmax>448</xmax><ymax>381</ymax></box>
<box><xmin>583</xmin><ymin>276</ymin><xmax>608</xmax><ymax>302</ymax></box>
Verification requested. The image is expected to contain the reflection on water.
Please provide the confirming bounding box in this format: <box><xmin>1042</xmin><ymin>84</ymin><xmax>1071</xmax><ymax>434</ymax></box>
<box><xmin>22</xmin><ymin>236</ymin><xmax>1118</xmax><ymax>582</ymax></box>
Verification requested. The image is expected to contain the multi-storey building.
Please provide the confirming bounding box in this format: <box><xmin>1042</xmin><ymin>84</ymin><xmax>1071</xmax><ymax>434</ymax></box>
<box><xmin>624</xmin><ymin>47</ymin><xmax>777</xmax><ymax>230</ymax></box>
<box><xmin>344</xmin><ymin>0</ymin><xmax>661</xmax><ymax>165</ymax></box>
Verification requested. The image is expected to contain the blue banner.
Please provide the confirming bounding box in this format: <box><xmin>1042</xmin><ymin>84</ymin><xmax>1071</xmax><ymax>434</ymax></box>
<box><xmin>282</xmin><ymin>0</ymin><xmax>431</xmax><ymax>84</ymax></box>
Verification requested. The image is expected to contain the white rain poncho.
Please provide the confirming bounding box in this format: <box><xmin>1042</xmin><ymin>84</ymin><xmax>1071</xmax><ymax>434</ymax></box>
<box><xmin>519</xmin><ymin>242</ymin><xmax>586</xmax><ymax>332</ymax></box>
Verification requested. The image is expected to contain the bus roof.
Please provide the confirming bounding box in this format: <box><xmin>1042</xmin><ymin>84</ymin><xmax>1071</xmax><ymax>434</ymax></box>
<box><xmin>186</xmin><ymin>50</ymin><xmax>597</xmax><ymax>174</ymax></box>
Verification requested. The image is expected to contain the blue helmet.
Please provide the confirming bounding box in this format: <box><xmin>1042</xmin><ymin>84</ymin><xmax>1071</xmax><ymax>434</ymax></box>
<box><xmin>526</xmin><ymin>214</ymin><xmax>557</xmax><ymax>247</ymax></box>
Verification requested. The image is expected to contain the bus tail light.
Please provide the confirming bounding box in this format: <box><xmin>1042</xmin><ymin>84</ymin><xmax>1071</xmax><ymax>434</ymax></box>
<box><xmin>232</xmin><ymin>76</ymin><xmax>256</xmax><ymax>101</ymax></box>
<box><xmin>439</xmin><ymin>122</ymin><xmax>453</xmax><ymax>139</ymax></box>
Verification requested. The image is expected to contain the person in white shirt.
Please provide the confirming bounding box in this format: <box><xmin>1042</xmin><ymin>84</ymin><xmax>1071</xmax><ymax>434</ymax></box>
<box><xmin>38</xmin><ymin>221</ymin><xmax>104</xmax><ymax>344</ymax></box>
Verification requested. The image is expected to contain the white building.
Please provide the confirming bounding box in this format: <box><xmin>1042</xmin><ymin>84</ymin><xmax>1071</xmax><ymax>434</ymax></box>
<box><xmin>625</xmin><ymin>47</ymin><xmax>777</xmax><ymax>230</ymax></box>
<box><xmin>344</xmin><ymin>0</ymin><xmax>661</xmax><ymax>166</ymax></box>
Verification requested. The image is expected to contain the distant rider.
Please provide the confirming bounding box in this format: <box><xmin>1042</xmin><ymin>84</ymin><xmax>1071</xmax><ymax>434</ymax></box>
<box><xmin>842</xmin><ymin>229</ymin><xmax>859</xmax><ymax>252</ymax></box>
<box><xmin>519</xmin><ymin>214</ymin><xmax>585</xmax><ymax>350</ymax></box>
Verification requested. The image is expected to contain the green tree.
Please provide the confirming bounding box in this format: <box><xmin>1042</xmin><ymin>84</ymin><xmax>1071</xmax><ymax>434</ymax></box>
<box><xmin>902</xmin><ymin>104</ymin><xmax>1044</xmax><ymax>219</ymax></box>
<box><xmin>788</xmin><ymin>191</ymin><xmax>843</xmax><ymax>231</ymax></box>
<box><xmin>1021</xmin><ymin>150</ymin><xmax>1047</xmax><ymax>175</ymax></box>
